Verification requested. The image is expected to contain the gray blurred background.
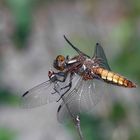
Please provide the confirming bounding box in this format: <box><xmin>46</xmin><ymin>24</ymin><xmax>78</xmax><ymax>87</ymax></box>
<box><xmin>0</xmin><ymin>0</ymin><xmax>140</xmax><ymax>140</ymax></box>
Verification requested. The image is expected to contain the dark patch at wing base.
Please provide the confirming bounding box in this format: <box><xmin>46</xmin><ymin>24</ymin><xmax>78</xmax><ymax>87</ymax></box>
<box><xmin>57</xmin><ymin>105</ymin><xmax>62</xmax><ymax>113</ymax></box>
<box><xmin>22</xmin><ymin>91</ymin><xmax>29</xmax><ymax>97</ymax></box>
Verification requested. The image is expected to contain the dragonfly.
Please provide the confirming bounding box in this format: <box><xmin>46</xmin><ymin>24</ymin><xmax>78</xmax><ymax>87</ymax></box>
<box><xmin>22</xmin><ymin>35</ymin><xmax>136</xmax><ymax>122</ymax></box>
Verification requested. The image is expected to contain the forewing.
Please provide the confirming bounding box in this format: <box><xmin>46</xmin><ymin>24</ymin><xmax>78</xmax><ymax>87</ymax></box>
<box><xmin>21</xmin><ymin>80</ymin><xmax>60</xmax><ymax>108</ymax></box>
<box><xmin>57</xmin><ymin>79</ymin><xmax>104</xmax><ymax>123</ymax></box>
<box><xmin>64</xmin><ymin>35</ymin><xmax>90</xmax><ymax>58</ymax></box>
<box><xmin>92</xmin><ymin>43</ymin><xmax>111</xmax><ymax>70</ymax></box>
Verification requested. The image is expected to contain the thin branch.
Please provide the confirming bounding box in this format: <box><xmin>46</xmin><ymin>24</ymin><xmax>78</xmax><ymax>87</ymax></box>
<box><xmin>55</xmin><ymin>82</ymin><xmax>84</xmax><ymax>140</ymax></box>
<box><xmin>61</xmin><ymin>96</ymin><xmax>84</xmax><ymax>140</ymax></box>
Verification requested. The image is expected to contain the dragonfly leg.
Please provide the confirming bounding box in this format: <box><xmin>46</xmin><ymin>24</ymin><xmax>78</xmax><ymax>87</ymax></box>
<box><xmin>56</xmin><ymin>73</ymin><xmax>73</xmax><ymax>102</ymax></box>
<box><xmin>60</xmin><ymin>82</ymin><xmax>72</xmax><ymax>90</ymax></box>
<box><xmin>62</xmin><ymin>72</ymin><xmax>74</xmax><ymax>89</ymax></box>
<box><xmin>50</xmin><ymin>72</ymin><xmax>68</xmax><ymax>95</ymax></box>
<box><xmin>56</xmin><ymin>82</ymin><xmax>72</xmax><ymax>102</ymax></box>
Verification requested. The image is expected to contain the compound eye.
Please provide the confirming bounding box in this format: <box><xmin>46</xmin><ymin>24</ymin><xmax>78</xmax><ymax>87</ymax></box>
<box><xmin>56</xmin><ymin>55</ymin><xmax>65</xmax><ymax>62</ymax></box>
<box><xmin>53</xmin><ymin>55</ymin><xmax>65</xmax><ymax>71</ymax></box>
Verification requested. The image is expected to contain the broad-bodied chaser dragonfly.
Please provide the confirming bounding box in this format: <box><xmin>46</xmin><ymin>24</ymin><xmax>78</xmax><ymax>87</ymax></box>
<box><xmin>22</xmin><ymin>35</ymin><xmax>136</xmax><ymax>122</ymax></box>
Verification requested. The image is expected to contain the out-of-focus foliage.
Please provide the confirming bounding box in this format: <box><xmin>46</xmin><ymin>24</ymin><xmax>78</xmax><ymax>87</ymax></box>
<box><xmin>67</xmin><ymin>101</ymin><xmax>139</xmax><ymax>140</ymax></box>
<box><xmin>80</xmin><ymin>114</ymin><xmax>104</xmax><ymax>140</ymax></box>
<box><xmin>129</xmin><ymin>130</ymin><xmax>140</xmax><ymax>140</ymax></box>
<box><xmin>109</xmin><ymin>102</ymin><xmax>126</xmax><ymax>124</ymax></box>
<box><xmin>111</xmin><ymin>20</ymin><xmax>140</xmax><ymax>82</ymax></box>
<box><xmin>0</xmin><ymin>128</ymin><xmax>16</xmax><ymax>140</ymax></box>
<box><xmin>0</xmin><ymin>88</ymin><xmax>19</xmax><ymax>106</ymax></box>
<box><xmin>6</xmin><ymin>0</ymin><xmax>35</xmax><ymax>49</ymax></box>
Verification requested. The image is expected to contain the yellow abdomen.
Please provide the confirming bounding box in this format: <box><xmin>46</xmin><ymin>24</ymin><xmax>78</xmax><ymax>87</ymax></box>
<box><xmin>93</xmin><ymin>67</ymin><xmax>136</xmax><ymax>88</ymax></box>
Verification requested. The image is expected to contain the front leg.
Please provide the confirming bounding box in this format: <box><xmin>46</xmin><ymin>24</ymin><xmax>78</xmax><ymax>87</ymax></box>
<box><xmin>49</xmin><ymin>71</ymin><xmax>67</xmax><ymax>95</ymax></box>
<box><xmin>56</xmin><ymin>73</ymin><xmax>74</xmax><ymax>102</ymax></box>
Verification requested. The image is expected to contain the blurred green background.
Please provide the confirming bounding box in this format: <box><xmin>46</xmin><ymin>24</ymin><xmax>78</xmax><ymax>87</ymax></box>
<box><xmin>0</xmin><ymin>0</ymin><xmax>140</xmax><ymax>140</ymax></box>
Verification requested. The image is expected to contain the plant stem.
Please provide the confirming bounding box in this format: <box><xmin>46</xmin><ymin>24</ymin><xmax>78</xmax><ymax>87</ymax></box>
<box><xmin>61</xmin><ymin>96</ymin><xmax>84</xmax><ymax>140</ymax></box>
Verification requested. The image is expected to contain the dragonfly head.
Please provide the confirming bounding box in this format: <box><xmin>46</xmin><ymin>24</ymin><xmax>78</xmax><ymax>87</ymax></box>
<box><xmin>53</xmin><ymin>55</ymin><xmax>66</xmax><ymax>71</ymax></box>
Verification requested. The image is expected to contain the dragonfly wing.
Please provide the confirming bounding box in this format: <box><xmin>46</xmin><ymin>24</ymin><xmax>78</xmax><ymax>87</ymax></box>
<box><xmin>77</xmin><ymin>80</ymin><xmax>103</xmax><ymax>112</ymax></box>
<box><xmin>64</xmin><ymin>35</ymin><xmax>90</xmax><ymax>58</ymax></box>
<box><xmin>21</xmin><ymin>80</ymin><xmax>60</xmax><ymax>108</ymax></box>
<box><xmin>92</xmin><ymin>43</ymin><xmax>111</xmax><ymax>70</ymax></box>
<box><xmin>57</xmin><ymin>79</ymin><xmax>104</xmax><ymax>123</ymax></box>
<box><xmin>57</xmin><ymin>76</ymin><xmax>83</xmax><ymax>123</ymax></box>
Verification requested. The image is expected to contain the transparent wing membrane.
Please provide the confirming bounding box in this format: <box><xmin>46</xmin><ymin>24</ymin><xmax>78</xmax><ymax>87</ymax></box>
<box><xmin>64</xmin><ymin>35</ymin><xmax>90</xmax><ymax>58</ymax></box>
<box><xmin>92</xmin><ymin>43</ymin><xmax>111</xmax><ymax>70</ymax></box>
<box><xmin>21</xmin><ymin>80</ymin><xmax>60</xmax><ymax>108</ymax></box>
<box><xmin>57</xmin><ymin>78</ymin><xmax>104</xmax><ymax>123</ymax></box>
